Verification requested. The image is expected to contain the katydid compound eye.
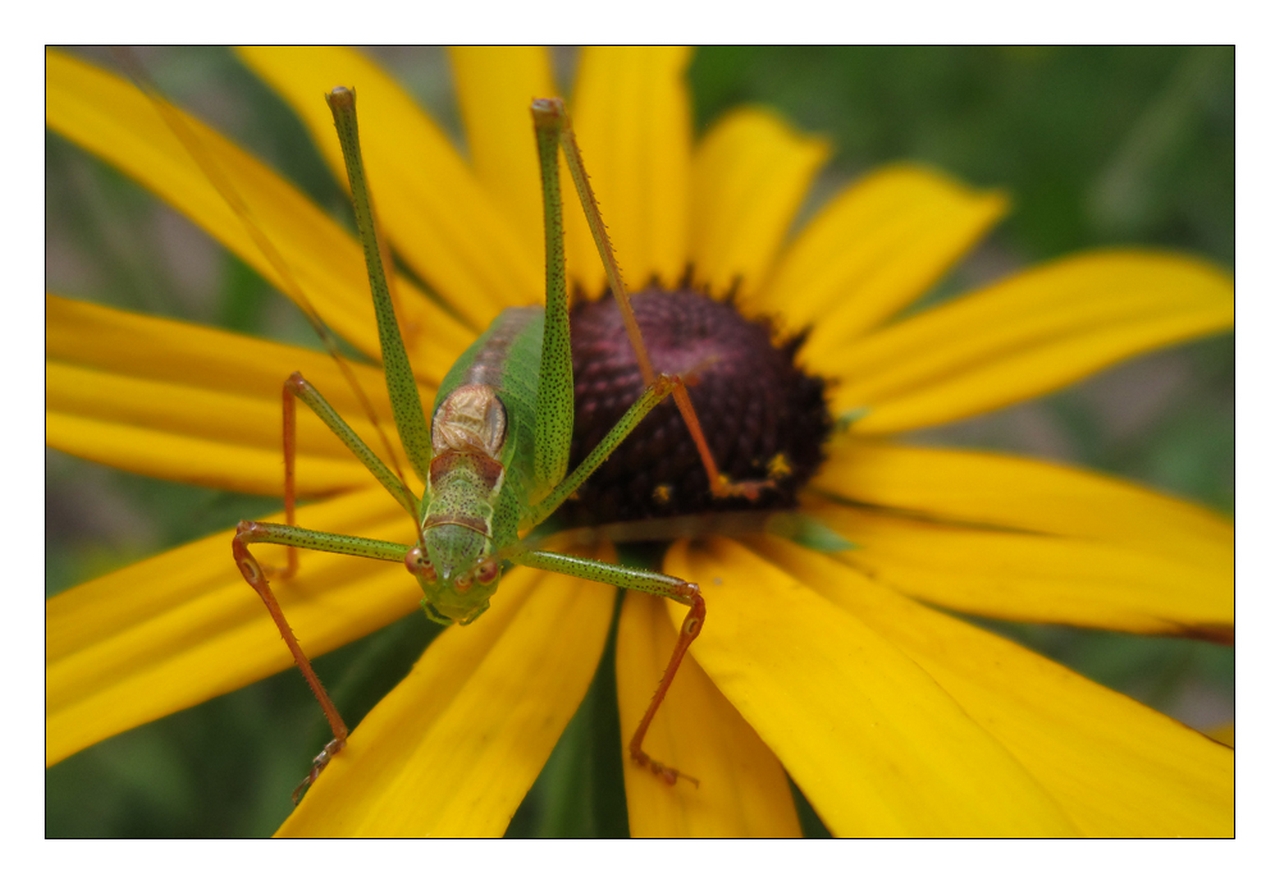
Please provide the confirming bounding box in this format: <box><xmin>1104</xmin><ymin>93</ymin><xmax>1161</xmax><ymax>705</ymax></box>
<box><xmin>476</xmin><ymin>558</ymin><xmax>499</xmax><ymax>585</ymax></box>
<box><xmin>405</xmin><ymin>547</ymin><xmax>436</xmax><ymax>581</ymax></box>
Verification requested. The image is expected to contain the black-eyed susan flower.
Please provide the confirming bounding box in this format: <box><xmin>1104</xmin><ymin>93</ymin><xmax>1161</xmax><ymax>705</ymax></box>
<box><xmin>46</xmin><ymin>46</ymin><xmax>1233</xmax><ymax>837</ymax></box>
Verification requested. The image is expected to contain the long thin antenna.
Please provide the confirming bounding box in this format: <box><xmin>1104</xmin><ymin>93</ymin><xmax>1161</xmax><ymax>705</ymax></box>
<box><xmin>113</xmin><ymin>48</ymin><xmax>411</xmax><ymax>490</ymax></box>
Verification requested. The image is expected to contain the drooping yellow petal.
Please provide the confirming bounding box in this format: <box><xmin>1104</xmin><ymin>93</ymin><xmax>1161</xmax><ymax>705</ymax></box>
<box><xmin>690</xmin><ymin>108</ymin><xmax>830</xmax><ymax>299</ymax></box>
<box><xmin>47</xmin><ymin>411</ymin><xmax>373</xmax><ymax>497</ymax></box>
<box><xmin>237</xmin><ymin>46</ymin><xmax>541</xmax><ymax>330</ymax></box>
<box><xmin>47</xmin><ymin>295</ymin><xmax>392</xmax><ymax>415</ymax></box>
<box><xmin>757</xmin><ymin>538</ymin><xmax>1234</xmax><ymax>836</ymax></box>
<box><xmin>47</xmin><ymin>295</ymin><xmax>409</xmax><ymax>495</ymax></box>
<box><xmin>277</xmin><ymin>566</ymin><xmax>614</xmax><ymax>837</ymax></box>
<box><xmin>819</xmin><ymin>250</ymin><xmax>1233</xmax><ymax>433</ymax></box>
<box><xmin>48</xmin><ymin>487</ymin><xmax>420</xmax><ymax>766</ymax></box>
<box><xmin>45</xmin><ymin>50</ymin><xmax>468</xmax><ymax>375</ymax></box>
<box><xmin>808</xmin><ymin>501</ymin><xmax>1232</xmax><ymax>639</ymax></box>
<box><xmin>616</xmin><ymin>593</ymin><xmax>801</xmax><ymax>837</ymax></box>
<box><xmin>756</xmin><ymin>163</ymin><xmax>1007</xmax><ymax>336</ymax></box>
<box><xmin>567</xmin><ymin>47</ymin><xmax>693</xmax><ymax>294</ymax></box>
<box><xmin>48</xmin><ymin>361</ymin><xmax>385</xmax><ymax>465</ymax></box>
<box><xmin>815</xmin><ymin>440</ymin><xmax>1233</xmax><ymax>572</ymax></box>
<box><xmin>448</xmin><ymin>47</ymin><xmax>557</xmax><ymax>263</ymax></box>
<box><xmin>667</xmin><ymin>538</ymin><xmax>1078</xmax><ymax>836</ymax></box>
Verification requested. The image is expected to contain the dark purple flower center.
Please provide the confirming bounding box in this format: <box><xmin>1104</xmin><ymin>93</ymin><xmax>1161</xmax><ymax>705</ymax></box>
<box><xmin>561</xmin><ymin>284</ymin><xmax>832</xmax><ymax>526</ymax></box>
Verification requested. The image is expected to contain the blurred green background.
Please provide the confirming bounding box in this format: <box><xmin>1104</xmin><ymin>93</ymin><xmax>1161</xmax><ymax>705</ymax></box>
<box><xmin>46</xmin><ymin>46</ymin><xmax>1233</xmax><ymax>837</ymax></box>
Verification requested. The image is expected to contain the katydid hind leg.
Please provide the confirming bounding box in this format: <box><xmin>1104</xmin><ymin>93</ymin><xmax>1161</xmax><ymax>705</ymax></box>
<box><xmin>527</xmin><ymin>99</ymin><xmax>677</xmax><ymax>530</ymax></box>
<box><xmin>528</xmin><ymin>99</ymin><xmax>713</xmax><ymax>786</ymax></box>
<box><xmin>326</xmin><ymin>87</ymin><xmax>434</xmax><ymax>486</ymax></box>
<box><xmin>547</xmin><ymin>99</ymin><xmax>775</xmax><ymax>502</ymax></box>
<box><xmin>128</xmin><ymin>61</ymin><xmax>420</xmax><ymax>802</ymax></box>
<box><xmin>529</xmin><ymin>99</ymin><xmax>575</xmax><ymax>492</ymax></box>
<box><xmin>138</xmin><ymin>69</ymin><xmax>448</xmax><ymax>802</ymax></box>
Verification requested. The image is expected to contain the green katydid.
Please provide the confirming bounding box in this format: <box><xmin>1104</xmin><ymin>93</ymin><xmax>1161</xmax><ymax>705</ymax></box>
<box><xmin>229</xmin><ymin>88</ymin><xmax>774</xmax><ymax>801</ymax></box>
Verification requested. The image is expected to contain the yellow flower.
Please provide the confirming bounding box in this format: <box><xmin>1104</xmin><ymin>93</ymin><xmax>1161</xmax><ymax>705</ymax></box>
<box><xmin>46</xmin><ymin>47</ymin><xmax>1233</xmax><ymax>836</ymax></box>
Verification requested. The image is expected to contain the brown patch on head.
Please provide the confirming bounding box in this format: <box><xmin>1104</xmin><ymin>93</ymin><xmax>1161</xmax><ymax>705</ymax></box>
<box><xmin>429</xmin><ymin>450</ymin><xmax>505</xmax><ymax>493</ymax></box>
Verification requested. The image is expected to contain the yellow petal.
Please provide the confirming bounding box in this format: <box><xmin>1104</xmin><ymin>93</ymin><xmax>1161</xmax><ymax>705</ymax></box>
<box><xmin>756</xmin><ymin>538</ymin><xmax>1234</xmax><ymax>836</ymax></box>
<box><xmin>277</xmin><ymin>565</ymin><xmax>614</xmax><ymax>836</ymax></box>
<box><xmin>448</xmin><ymin>47</ymin><xmax>557</xmax><ymax>263</ymax></box>
<box><xmin>815</xmin><ymin>440</ymin><xmax>1232</xmax><ymax>572</ymax></box>
<box><xmin>49</xmin><ymin>361</ymin><xmax>387</xmax><ymax>465</ymax></box>
<box><xmin>808</xmin><ymin>500</ymin><xmax>1232</xmax><ymax>639</ymax></box>
<box><xmin>690</xmin><ymin>108</ymin><xmax>830</xmax><ymax>299</ymax></box>
<box><xmin>567</xmin><ymin>47</ymin><xmax>693</xmax><ymax>294</ymax></box>
<box><xmin>616</xmin><ymin>592</ymin><xmax>801</xmax><ymax>836</ymax></box>
<box><xmin>47</xmin><ymin>411</ymin><xmax>373</xmax><ymax>497</ymax></box>
<box><xmin>236</xmin><ymin>46</ymin><xmax>541</xmax><ymax>330</ymax></box>
<box><xmin>47</xmin><ymin>295</ymin><xmax>393</xmax><ymax>418</ymax></box>
<box><xmin>47</xmin><ymin>295</ymin><xmax>409</xmax><ymax>495</ymax></box>
<box><xmin>822</xmin><ymin>250</ymin><xmax>1233</xmax><ymax>433</ymax></box>
<box><xmin>45</xmin><ymin>50</ymin><xmax>468</xmax><ymax>377</ymax></box>
<box><xmin>48</xmin><ymin>487</ymin><xmax>420</xmax><ymax>765</ymax></box>
<box><xmin>667</xmin><ymin>538</ymin><xmax>1077</xmax><ymax>836</ymax></box>
<box><xmin>757</xmin><ymin>163</ymin><xmax>1007</xmax><ymax>336</ymax></box>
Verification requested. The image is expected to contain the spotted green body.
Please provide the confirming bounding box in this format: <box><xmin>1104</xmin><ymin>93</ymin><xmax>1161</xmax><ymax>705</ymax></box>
<box><xmin>416</xmin><ymin>307</ymin><xmax>545</xmax><ymax>622</ymax></box>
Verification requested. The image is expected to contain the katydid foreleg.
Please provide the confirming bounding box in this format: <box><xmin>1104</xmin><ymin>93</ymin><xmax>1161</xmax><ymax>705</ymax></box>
<box><xmin>232</xmin><ymin>520</ymin><xmax>412</xmax><ymax>802</ymax></box>
<box><xmin>234</xmin><ymin>368</ymin><xmax>428</xmax><ymax>800</ymax></box>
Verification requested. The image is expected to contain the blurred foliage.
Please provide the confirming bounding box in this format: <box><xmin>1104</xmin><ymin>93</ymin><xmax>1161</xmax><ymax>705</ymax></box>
<box><xmin>692</xmin><ymin>46</ymin><xmax>1234</xmax><ymax>264</ymax></box>
<box><xmin>46</xmin><ymin>46</ymin><xmax>1232</xmax><ymax>837</ymax></box>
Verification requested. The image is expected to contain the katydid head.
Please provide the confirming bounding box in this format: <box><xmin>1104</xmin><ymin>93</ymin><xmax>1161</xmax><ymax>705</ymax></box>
<box><xmin>405</xmin><ymin>538</ymin><xmax>501</xmax><ymax>626</ymax></box>
<box><xmin>408</xmin><ymin>383</ymin><xmax>511</xmax><ymax>626</ymax></box>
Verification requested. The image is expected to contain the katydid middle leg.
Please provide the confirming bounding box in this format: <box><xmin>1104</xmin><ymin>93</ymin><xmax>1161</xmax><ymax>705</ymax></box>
<box><xmin>271</xmin><ymin>371</ymin><xmax>421</xmax><ymax>579</ymax></box>
<box><xmin>509</xmin><ymin>546</ymin><xmax>704</xmax><ymax>785</ymax></box>
<box><xmin>509</xmin><ymin>361</ymin><xmax>707</xmax><ymax>783</ymax></box>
